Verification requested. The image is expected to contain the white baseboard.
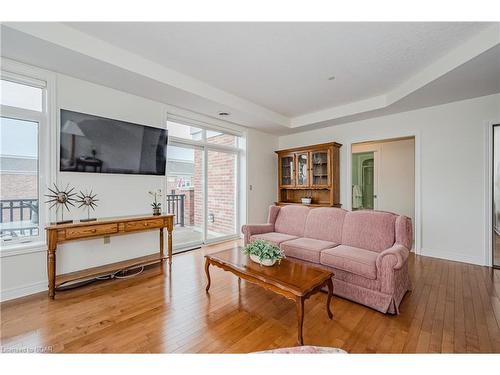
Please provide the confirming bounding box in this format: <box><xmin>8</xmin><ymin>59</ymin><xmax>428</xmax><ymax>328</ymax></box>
<box><xmin>419</xmin><ymin>248</ymin><xmax>485</xmax><ymax>266</ymax></box>
<box><xmin>1</xmin><ymin>280</ymin><xmax>47</xmax><ymax>302</ymax></box>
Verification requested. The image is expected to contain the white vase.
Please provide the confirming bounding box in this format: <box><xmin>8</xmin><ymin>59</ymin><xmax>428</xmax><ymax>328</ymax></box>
<box><xmin>250</xmin><ymin>254</ymin><xmax>277</xmax><ymax>267</ymax></box>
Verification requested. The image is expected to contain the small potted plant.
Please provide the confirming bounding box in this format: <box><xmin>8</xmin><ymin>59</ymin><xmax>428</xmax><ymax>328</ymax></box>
<box><xmin>242</xmin><ymin>239</ymin><xmax>285</xmax><ymax>267</ymax></box>
<box><xmin>149</xmin><ymin>189</ymin><xmax>162</xmax><ymax>215</ymax></box>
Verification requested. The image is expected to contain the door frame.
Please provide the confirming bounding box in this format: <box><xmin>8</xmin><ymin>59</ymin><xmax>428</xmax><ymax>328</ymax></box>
<box><xmin>485</xmin><ymin>121</ymin><xmax>499</xmax><ymax>268</ymax></box>
<box><xmin>346</xmin><ymin>133</ymin><xmax>421</xmax><ymax>254</ymax></box>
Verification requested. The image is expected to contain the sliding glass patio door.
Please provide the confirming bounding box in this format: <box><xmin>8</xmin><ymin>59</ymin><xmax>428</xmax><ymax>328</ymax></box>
<box><xmin>166</xmin><ymin>143</ymin><xmax>204</xmax><ymax>252</ymax></box>
<box><xmin>166</xmin><ymin>116</ymin><xmax>241</xmax><ymax>252</ymax></box>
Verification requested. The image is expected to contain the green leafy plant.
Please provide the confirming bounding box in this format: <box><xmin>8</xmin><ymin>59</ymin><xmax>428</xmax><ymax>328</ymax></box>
<box><xmin>242</xmin><ymin>239</ymin><xmax>285</xmax><ymax>263</ymax></box>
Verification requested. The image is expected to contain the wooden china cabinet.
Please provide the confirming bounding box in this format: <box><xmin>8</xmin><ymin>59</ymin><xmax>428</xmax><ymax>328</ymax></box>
<box><xmin>275</xmin><ymin>142</ymin><xmax>342</xmax><ymax>207</ymax></box>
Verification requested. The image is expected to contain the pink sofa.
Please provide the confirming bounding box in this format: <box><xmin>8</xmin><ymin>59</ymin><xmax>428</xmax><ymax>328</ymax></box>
<box><xmin>241</xmin><ymin>205</ymin><xmax>412</xmax><ymax>314</ymax></box>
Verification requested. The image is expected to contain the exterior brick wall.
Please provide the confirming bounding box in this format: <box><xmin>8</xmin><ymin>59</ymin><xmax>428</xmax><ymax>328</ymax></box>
<box><xmin>201</xmin><ymin>133</ymin><xmax>237</xmax><ymax>236</ymax></box>
<box><xmin>193</xmin><ymin>133</ymin><xmax>237</xmax><ymax>236</ymax></box>
<box><xmin>0</xmin><ymin>173</ymin><xmax>37</xmax><ymax>223</ymax></box>
<box><xmin>194</xmin><ymin>149</ymin><xmax>203</xmax><ymax>230</ymax></box>
<box><xmin>205</xmin><ymin>149</ymin><xmax>236</xmax><ymax>235</ymax></box>
<box><xmin>0</xmin><ymin>174</ymin><xmax>37</xmax><ymax>199</ymax></box>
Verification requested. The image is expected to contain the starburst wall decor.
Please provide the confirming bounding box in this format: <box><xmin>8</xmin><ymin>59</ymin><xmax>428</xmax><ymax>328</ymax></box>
<box><xmin>45</xmin><ymin>183</ymin><xmax>77</xmax><ymax>224</ymax></box>
<box><xmin>76</xmin><ymin>190</ymin><xmax>99</xmax><ymax>222</ymax></box>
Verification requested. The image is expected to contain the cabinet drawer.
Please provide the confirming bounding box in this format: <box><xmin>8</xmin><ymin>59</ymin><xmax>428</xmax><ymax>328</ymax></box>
<box><xmin>65</xmin><ymin>224</ymin><xmax>118</xmax><ymax>239</ymax></box>
<box><xmin>125</xmin><ymin>218</ymin><xmax>164</xmax><ymax>232</ymax></box>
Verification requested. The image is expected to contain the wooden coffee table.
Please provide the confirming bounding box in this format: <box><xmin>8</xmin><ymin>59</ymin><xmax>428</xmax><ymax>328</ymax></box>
<box><xmin>204</xmin><ymin>247</ymin><xmax>334</xmax><ymax>345</ymax></box>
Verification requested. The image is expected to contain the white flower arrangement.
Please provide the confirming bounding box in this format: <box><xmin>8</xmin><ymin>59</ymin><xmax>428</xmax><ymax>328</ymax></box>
<box><xmin>148</xmin><ymin>188</ymin><xmax>162</xmax><ymax>209</ymax></box>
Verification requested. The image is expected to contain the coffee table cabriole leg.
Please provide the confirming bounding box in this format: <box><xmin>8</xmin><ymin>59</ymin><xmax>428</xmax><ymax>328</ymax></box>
<box><xmin>326</xmin><ymin>278</ymin><xmax>334</xmax><ymax>319</ymax></box>
<box><xmin>204</xmin><ymin>258</ymin><xmax>211</xmax><ymax>292</ymax></box>
<box><xmin>296</xmin><ymin>296</ymin><xmax>305</xmax><ymax>346</ymax></box>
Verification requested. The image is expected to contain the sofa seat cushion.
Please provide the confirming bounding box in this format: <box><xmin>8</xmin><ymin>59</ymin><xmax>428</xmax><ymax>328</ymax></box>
<box><xmin>281</xmin><ymin>238</ymin><xmax>338</xmax><ymax>264</ymax></box>
<box><xmin>320</xmin><ymin>245</ymin><xmax>378</xmax><ymax>280</ymax></box>
<box><xmin>250</xmin><ymin>232</ymin><xmax>298</xmax><ymax>247</ymax></box>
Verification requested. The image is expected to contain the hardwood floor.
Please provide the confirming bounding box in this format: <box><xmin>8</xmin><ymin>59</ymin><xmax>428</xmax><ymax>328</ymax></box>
<box><xmin>1</xmin><ymin>240</ymin><xmax>500</xmax><ymax>353</ymax></box>
<box><xmin>494</xmin><ymin>233</ymin><xmax>500</xmax><ymax>267</ymax></box>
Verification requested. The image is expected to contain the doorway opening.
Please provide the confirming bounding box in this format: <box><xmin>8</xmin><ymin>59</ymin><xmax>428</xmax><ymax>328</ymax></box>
<box><xmin>352</xmin><ymin>152</ymin><xmax>375</xmax><ymax>210</ymax></box>
<box><xmin>351</xmin><ymin>136</ymin><xmax>416</xmax><ymax>245</ymax></box>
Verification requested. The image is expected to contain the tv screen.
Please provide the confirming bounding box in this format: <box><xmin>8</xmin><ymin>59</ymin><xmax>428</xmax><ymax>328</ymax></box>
<box><xmin>60</xmin><ymin>109</ymin><xmax>168</xmax><ymax>175</ymax></box>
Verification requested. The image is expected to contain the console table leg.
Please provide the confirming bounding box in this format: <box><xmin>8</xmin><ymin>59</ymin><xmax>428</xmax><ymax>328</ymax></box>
<box><xmin>167</xmin><ymin>227</ymin><xmax>173</xmax><ymax>265</ymax></box>
<box><xmin>159</xmin><ymin>228</ymin><xmax>165</xmax><ymax>273</ymax></box>
<box><xmin>48</xmin><ymin>250</ymin><xmax>56</xmax><ymax>299</ymax></box>
<box><xmin>205</xmin><ymin>259</ymin><xmax>211</xmax><ymax>292</ymax></box>
<box><xmin>326</xmin><ymin>278</ymin><xmax>333</xmax><ymax>319</ymax></box>
<box><xmin>296</xmin><ymin>297</ymin><xmax>304</xmax><ymax>346</ymax></box>
<box><xmin>47</xmin><ymin>230</ymin><xmax>57</xmax><ymax>300</ymax></box>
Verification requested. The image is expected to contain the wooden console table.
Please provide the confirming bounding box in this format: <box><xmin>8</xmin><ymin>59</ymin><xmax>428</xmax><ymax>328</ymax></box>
<box><xmin>45</xmin><ymin>213</ymin><xmax>174</xmax><ymax>299</ymax></box>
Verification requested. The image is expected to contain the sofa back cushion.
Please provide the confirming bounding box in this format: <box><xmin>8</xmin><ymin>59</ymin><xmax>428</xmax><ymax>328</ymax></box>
<box><xmin>303</xmin><ymin>207</ymin><xmax>347</xmax><ymax>243</ymax></box>
<box><xmin>274</xmin><ymin>205</ymin><xmax>310</xmax><ymax>236</ymax></box>
<box><xmin>395</xmin><ymin>215</ymin><xmax>413</xmax><ymax>249</ymax></box>
<box><xmin>341</xmin><ymin>210</ymin><xmax>396</xmax><ymax>252</ymax></box>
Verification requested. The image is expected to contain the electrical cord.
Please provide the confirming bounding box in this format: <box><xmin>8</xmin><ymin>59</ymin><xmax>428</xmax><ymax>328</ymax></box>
<box><xmin>98</xmin><ymin>266</ymin><xmax>145</xmax><ymax>280</ymax></box>
<box><xmin>55</xmin><ymin>265</ymin><xmax>145</xmax><ymax>291</ymax></box>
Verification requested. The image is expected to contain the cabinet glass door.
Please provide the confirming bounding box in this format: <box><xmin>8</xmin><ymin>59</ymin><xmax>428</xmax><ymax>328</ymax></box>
<box><xmin>311</xmin><ymin>150</ymin><xmax>329</xmax><ymax>187</ymax></box>
<box><xmin>296</xmin><ymin>153</ymin><xmax>309</xmax><ymax>186</ymax></box>
<box><xmin>280</xmin><ymin>155</ymin><xmax>295</xmax><ymax>186</ymax></box>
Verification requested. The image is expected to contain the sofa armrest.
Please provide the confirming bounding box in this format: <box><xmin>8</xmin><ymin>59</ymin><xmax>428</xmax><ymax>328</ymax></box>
<box><xmin>376</xmin><ymin>244</ymin><xmax>409</xmax><ymax>271</ymax></box>
<box><xmin>241</xmin><ymin>223</ymin><xmax>274</xmax><ymax>245</ymax></box>
<box><xmin>376</xmin><ymin>244</ymin><xmax>410</xmax><ymax>295</ymax></box>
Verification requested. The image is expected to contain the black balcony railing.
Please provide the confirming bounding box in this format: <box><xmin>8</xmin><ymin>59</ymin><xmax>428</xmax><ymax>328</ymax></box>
<box><xmin>0</xmin><ymin>198</ymin><xmax>39</xmax><ymax>238</ymax></box>
<box><xmin>166</xmin><ymin>191</ymin><xmax>185</xmax><ymax>227</ymax></box>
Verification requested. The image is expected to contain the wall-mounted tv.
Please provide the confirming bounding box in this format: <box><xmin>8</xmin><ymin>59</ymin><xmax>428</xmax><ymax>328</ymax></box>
<box><xmin>60</xmin><ymin>109</ymin><xmax>168</xmax><ymax>176</ymax></box>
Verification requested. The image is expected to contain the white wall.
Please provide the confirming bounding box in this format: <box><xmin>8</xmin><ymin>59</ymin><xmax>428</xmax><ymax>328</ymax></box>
<box><xmin>352</xmin><ymin>138</ymin><xmax>415</xmax><ymax>223</ymax></box>
<box><xmin>246</xmin><ymin>129</ymin><xmax>278</xmax><ymax>223</ymax></box>
<box><xmin>280</xmin><ymin>94</ymin><xmax>500</xmax><ymax>266</ymax></box>
<box><xmin>1</xmin><ymin>72</ymin><xmax>278</xmax><ymax>301</ymax></box>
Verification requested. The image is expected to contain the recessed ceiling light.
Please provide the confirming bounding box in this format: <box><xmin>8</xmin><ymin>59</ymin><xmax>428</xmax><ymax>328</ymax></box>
<box><xmin>218</xmin><ymin>111</ymin><xmax>230</xmax><ymax>116</ymax></box>
<box><xmin>328</xmin><ymin>76</ymin><xmax>336</xmax><ymax>81</ymax></box>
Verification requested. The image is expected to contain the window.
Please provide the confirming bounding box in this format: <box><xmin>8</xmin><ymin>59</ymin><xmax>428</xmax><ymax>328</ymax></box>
<box><xmin>206</xmin><ymin>130</ymin><xmax>238</xmax><ymax>147</ymax></box>
<box><xmin>166</xmin><ymin>116</ymin><xmax>242</xmax><ymax>251</ymax></box>
<box><xmin>166</xmin><ymin>120</ymin><xmax>203</xmax><ymax>141</ymax></box>
<box><xmin>0</xmin><ymin>79</ymin><xmax>43</xmax><ymax>112</ymax></box>
<box><xmin>0</xmin><ymin>76</ymin><xmax>46</xmax><ymax>244</ymax></box>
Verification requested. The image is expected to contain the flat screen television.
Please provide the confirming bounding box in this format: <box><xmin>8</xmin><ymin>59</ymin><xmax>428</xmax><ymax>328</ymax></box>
<box><xmin>60</xmin><ymin>109</ymin><xmax>168</xmax><ymax>175</ymax></box>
